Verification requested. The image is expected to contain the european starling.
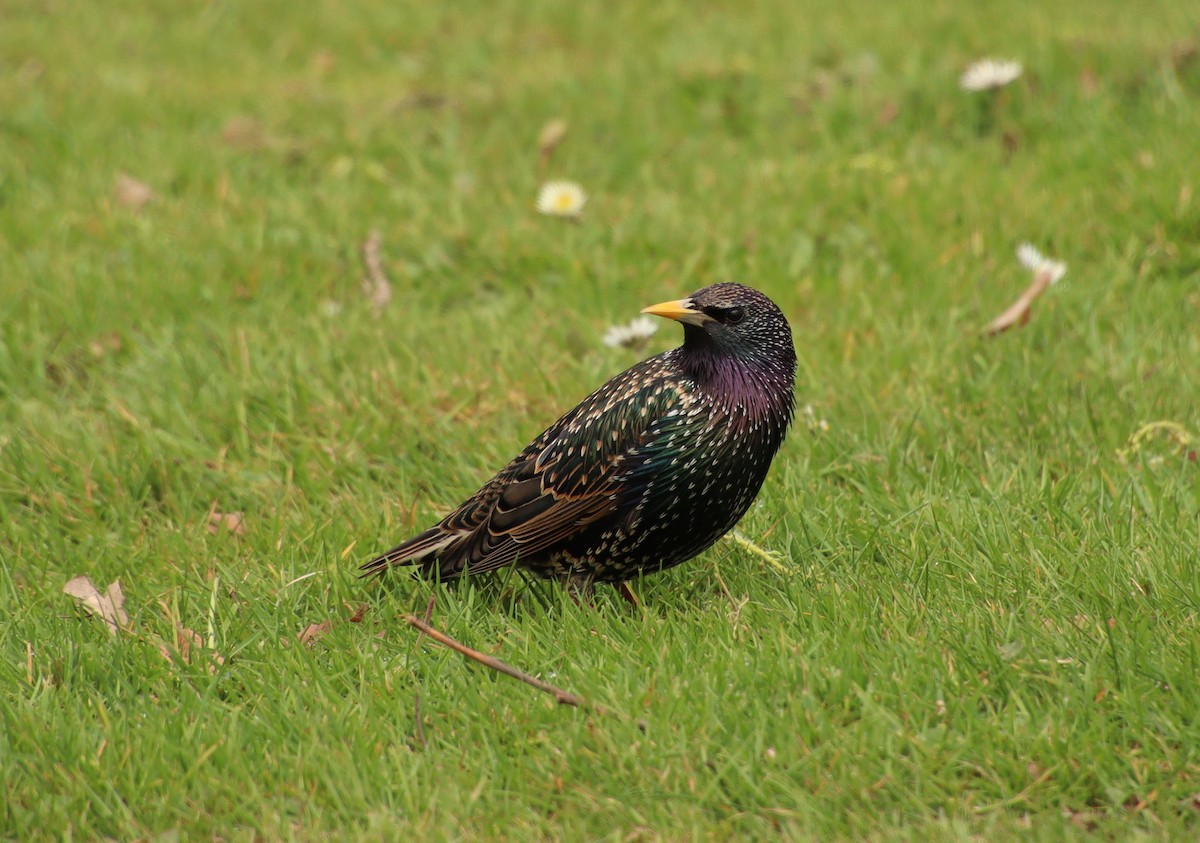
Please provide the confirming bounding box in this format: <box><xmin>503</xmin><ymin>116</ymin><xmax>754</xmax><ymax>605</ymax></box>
<box><xmin>362</xmin><ymin>282</ymin><xmax>796</xmax><ymax>589</ymax></box>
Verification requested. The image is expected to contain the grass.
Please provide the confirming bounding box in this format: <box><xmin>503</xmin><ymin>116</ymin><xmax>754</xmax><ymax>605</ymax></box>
<box><xmin>2</xmin><ymin>0</ymin><xmax>1199</xmax><ymax>838</ymax></box>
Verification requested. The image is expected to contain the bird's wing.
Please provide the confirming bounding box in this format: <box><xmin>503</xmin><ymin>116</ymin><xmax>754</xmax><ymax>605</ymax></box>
<box><xmin>362</xmin><ymin>363</ymin><xmax>690</xmax><ymax>578</ymax></box>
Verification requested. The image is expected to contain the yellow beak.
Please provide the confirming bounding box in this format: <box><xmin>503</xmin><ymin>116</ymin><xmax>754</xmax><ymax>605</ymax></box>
<box><xmin>640</xmin><ymin>297</ymin><xmax>713</xmax><ymax>327</ymax></box>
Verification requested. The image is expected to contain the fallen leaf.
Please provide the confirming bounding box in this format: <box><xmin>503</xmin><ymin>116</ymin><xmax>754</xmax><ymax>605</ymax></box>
<box><xmin>348</xmin><ymin>603</ymin><xmax>369</xmax><ymax>623</ymax></box>
<box><xmin>115</xmin><ymin>173</ymin><xmax>155</xmax><ymax>211</ymax></box>
<box><xmin>1064</xmin><ymin>807</ymin><xmax>1100</xmax><ymax>831</ymax></box>
<box><xmin>299</xmin><ymin>621</ymin><xmax>332</xmax><ymax>646</ymax></box>
<box><xmin>63</xmin><ymin>575</ymin><xmax>129</xmax><ymax>634</ymax></box>
<box><xmin>156</xmin><ymin>625</ymin><xmax>226</xmax><ymax>672</ymax></box>
<box><xmin>207</xmin><ymin>510</ymin><xmax>246</xmax><ymax>536</ymax></box>
<box><xmin>984</xmin><ymin>268</ymin><xmax>1055</xmax><ymax>336</ymax></box>
<box><xmin>177</xmin><ymin>625</ymin><xmax>202</xmax><ymax>662</ymax></box>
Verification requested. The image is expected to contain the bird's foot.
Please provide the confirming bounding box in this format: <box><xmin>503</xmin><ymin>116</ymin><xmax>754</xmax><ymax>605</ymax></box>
<box><xmin>614</xmin><ymin>581</ymin><xmax>641</xmax><ymax>608</ymax></box>
<box><xmin>566</xmin><ymin>576</ymin><xmax>595</xmax><ymax>608</ymax></box>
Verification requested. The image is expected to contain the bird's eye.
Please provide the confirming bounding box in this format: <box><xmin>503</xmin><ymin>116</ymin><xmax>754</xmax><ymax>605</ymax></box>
<box><xmin>724</xmin><ymin>307</ymin><xmax>745</xmax><ymax>325</ymax></box>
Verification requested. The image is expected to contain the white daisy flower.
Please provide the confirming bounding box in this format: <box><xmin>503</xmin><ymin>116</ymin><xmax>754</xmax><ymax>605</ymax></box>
<box><xmin>602</xmin><ymin>316</ymin><xmax>658</xmax><ymax>349</ymax></box>
<box><xmin>960</xmin><ymin>59</ymin><xmax>1023</xmax><ymax>92</ymax></box>
<box><xmin>536</xmin><ymin>180</ymin><xmax>587</xmax><ymax>218</ymax></box>
<box><xmin>802</xmin><ymin>403</ymin><xmax>831</xmax><ymax>433</ymax></box>
<box><xmin>1016</xmin><ymin>243</ymin><xmax>1067</xmax><ymax>284</ymax></box>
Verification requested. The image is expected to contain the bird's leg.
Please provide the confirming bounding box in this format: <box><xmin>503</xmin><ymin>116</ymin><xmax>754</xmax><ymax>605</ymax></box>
<box><xmin>614</xmin><ymin>581</ymin><xmax>641</xmax><ymax>608</ymax></box>
<box><xmin>566</xmin><ymin>575</ymin><xmax>595</xmax><ymax>608</ymax></box>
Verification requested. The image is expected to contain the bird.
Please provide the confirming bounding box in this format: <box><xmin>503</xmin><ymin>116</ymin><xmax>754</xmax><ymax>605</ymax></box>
<box><xmin>362</xmin><ymin>282</ymin><xmax>797</xmax><ymax>595</ymax></box>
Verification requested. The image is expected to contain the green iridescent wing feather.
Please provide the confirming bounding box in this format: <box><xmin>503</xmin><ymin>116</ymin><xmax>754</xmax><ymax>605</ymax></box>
<box><xmin>361</xmin><ymin>362</ymin><xmax>690</xmax><ymax>578</ymax></box>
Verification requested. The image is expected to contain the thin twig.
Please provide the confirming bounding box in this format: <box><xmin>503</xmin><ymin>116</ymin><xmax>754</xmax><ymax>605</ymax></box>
<box><xmin>713</xmin><ymin>567</ymin><xmax>749</xmax><ymax>633</ymax></box>
<box><xmin>415</xmin><ymin>594</ymin><xmax>435</xmax><ymax>644</ymax></box>
<box><xmin>360</xmin><ymin>229</ymin><xmax>393</xmax><ymax>314</ymax></box>
<box><xmin>984</xmin><ymin>266</ymin><xmax>1056</xmax><ymax>336</ymax></box>
<box><xmin>404</xmin><ymin>613</ymin><xmax>586</xmax><ymax>706</ymax></box>
<box><xmin>403</xmin><ymin>613</ymin><xmax>649</xmax><ymax>731</ymax></box>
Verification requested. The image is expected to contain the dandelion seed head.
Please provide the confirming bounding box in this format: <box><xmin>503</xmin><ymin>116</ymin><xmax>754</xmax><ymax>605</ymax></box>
<box><xmin>1016</xmin><ymin>242</ymin><xmax>1067</xmax><ymax>284</ymax></box>
<box><xmin>960</xmin><ymin>59</ymin><xmax>1023</xmax><ymax>92</ymax></box>
<box><xmin>602</xmin><ymin>316</ymin><xmax>658</xmax><ymax>350</ymax></box>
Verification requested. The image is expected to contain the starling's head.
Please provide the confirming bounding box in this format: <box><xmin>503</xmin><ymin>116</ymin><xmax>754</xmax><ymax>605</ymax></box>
<box><xmin>641</xmin><ymin>283</ymin><xmax>795</xmax><ymax>371</ymax></box>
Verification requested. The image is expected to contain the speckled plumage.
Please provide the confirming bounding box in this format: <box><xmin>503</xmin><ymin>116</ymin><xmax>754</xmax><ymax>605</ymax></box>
<box><xmin>362</xmin><ymin>283</ymin><xmax>796</xmax><ymax>587</ymax></box>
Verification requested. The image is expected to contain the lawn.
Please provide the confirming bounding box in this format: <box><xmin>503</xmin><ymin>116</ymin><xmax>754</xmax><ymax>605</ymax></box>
<box><xmin>2</xmin><ymin>0</ymin><xmax>1199</xmax><ymax>839</ymax></box>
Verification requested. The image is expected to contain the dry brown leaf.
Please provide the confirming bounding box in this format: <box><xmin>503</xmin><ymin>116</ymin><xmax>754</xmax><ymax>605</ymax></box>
<box><xmin>1064</xmin><ymin>807</ymin><xmax>1101</xmax><ymax>831</ymax></box>
<box><xmin>176</xmin><ymin>625</ymin><xmax>202</xmax><ymax>662</ymax></box>
<box><xmin>299</xmin><ymin>621</ymin><xmax>332</xmax><ymax>646</ymax></box>
<box><xmin>348</xmin><ymin>603</ymin><xmax>369</xmax><ymax>623</ymax></box>
<box><xmin>115</xmin><ymin>173</ymin><xmax>155</xmax><ymax>211</ymax></box>
<box><xmin>63</xmin><ymin>575</ymin><xmax>129</xmax><ymax>634</ymax></box>
<box><xmin>984</xmin><ymin>269</ymin><xmax>1055</xmax><ymax>336</ymax></box>
<box><xmin>165</xmin><ymin>625</ymin><xmax>226</xmax><ymax>672</ymax></box>
<box><xmin>207</xmin><ymin>510</ymin><xmax>246</xmax><ymax>536</ymax></box>
<box><xmin>1123</xmin><ymin>792</ymin><xmax>1147</xmax><ymax>812</ymax></box>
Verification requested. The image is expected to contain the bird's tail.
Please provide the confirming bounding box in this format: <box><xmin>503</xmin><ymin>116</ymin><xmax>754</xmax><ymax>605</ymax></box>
<box><xmin>359</xmin><ymin>527</ymin><xmax>457</xmax><ymax>578</ymax></box>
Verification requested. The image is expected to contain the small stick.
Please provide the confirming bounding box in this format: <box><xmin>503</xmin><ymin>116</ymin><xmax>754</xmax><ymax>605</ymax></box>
<box><xmin>404</xmin><ymin>613</ymin><xmax>587</xmax><ymax>707</ymax></box>
<box><xmin>413</xmin><ymin>594</ymin><xmax>436</xmax><ymax>646</ymax></box>
<box><xmin>985</xmin><ymin>264</ymin><xmax>1059</xmax><ymax>337</ymax></box>
<box><xmin>403</xmin><ymin>605</ymin><xmax>648</xmax><ymax>731</ymax></box>
<box><xmin>360</xmin><ymin>230</ymin><xmax>393</xmax><ymax>313</ymax></box>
